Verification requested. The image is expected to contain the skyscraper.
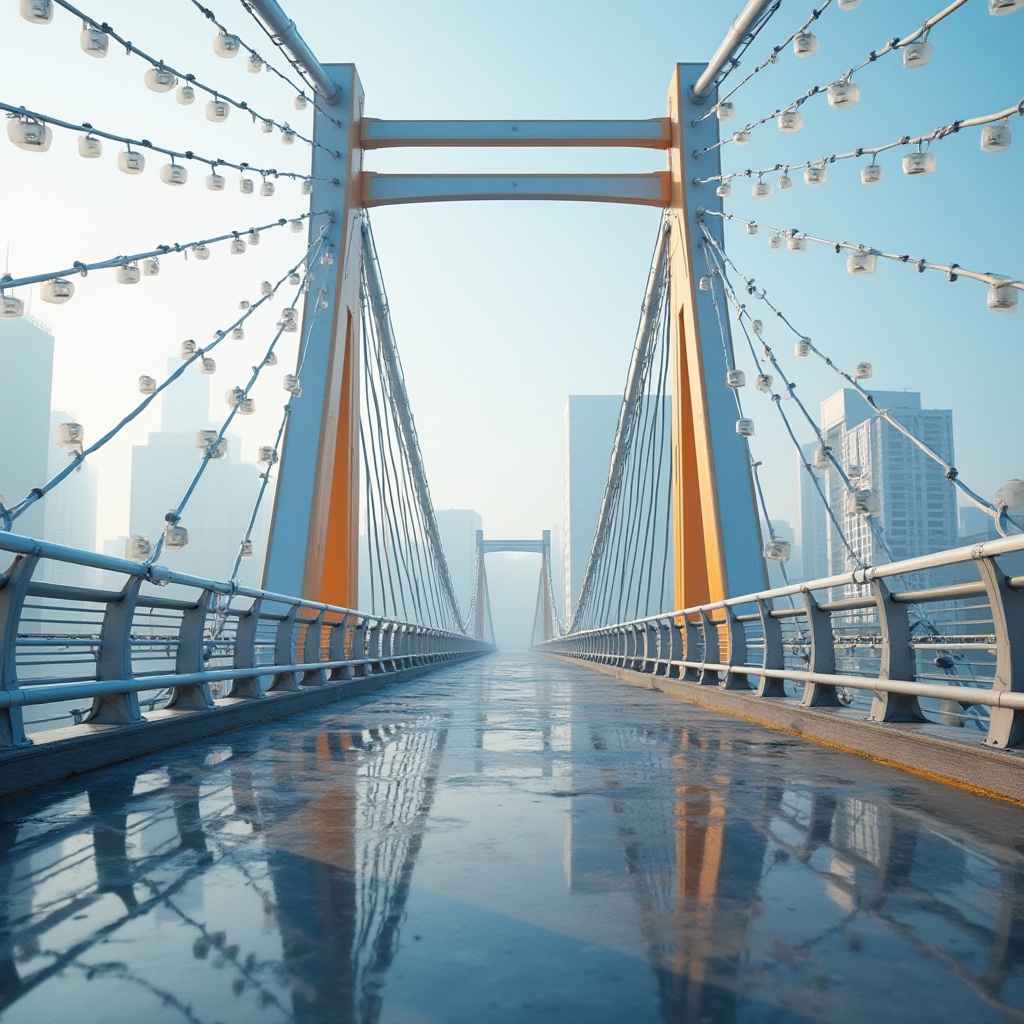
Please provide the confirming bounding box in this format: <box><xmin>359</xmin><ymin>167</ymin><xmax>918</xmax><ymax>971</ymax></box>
<box><xmin>798</xmin><ymin>442</ymin><xmax>829</xmax><ymax>582</ymax></box>
<box><xmin>435</xmin><ymin>508</ymin><xmax>483</xmax><ymax>621</ymax></box>
<box><xmin>818</xmin><ymin>389</ymin><xmax>957</xmax><ymax>577</ymax></box>
<box><xmin>0</xmin><ymin>316</ymin><xmax>54</xmax><ymax>540</ymax></box>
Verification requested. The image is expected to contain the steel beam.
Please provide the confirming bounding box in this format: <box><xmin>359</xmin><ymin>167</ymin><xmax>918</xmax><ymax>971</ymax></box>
<box><xmin>361</xmin><ymin>118</ymin><xmax>671</xmax><ymax>149</ymax></box>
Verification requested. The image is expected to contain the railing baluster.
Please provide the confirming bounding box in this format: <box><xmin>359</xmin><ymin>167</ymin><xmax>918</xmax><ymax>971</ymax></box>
<box><xmin>800</xmin><ymin>590</ymin><xmax>842</xmax><ymax>708</ymax></box>
<box><xmin>756</xmin><ymin>598</ymin><xmax>786</xmax><ymax>697</ymax></box>
<box><xmin>0</xmin><ymin>554</ymin><xmax>38</xmax><ymax>746</ymax></box>
<box><xmin>681</xmin><ymin>615</ymin><xmax>701</xmax><ymax>682</ymax></box>
<box><xmin>328</xmin><ymin>614</ymin><xmax>352</xmax><ymax>681</ymax></box>
<box><xmin>302</xmin><ymin>610</ymin><xmax>327</xmax><ymax>686</ymax></box>
<box><xmin>231</xmin><ymin>599</ymin><xmax>264</xmax><ymax>699</ymax></box>
<box><xmin>978</xmin><ymin>557</ymin><xmax>1024</xmax><ymax>748</ymax></box>
<box><xmin>869</xmin><ymin>580</ymin><xmax>925</xmax><ymax>723</ymax></box>
<box><xmin>267</xmin><ymin>606</ymin><xmax>300</xmax><ymax>692</ymax></box>
<box><xmin>698</xmin><ymin>611</ymin><xmax>719</xmax><ymax>685</ymax></box>
<box><xmin>164</xmin><ymin>589</ymin><xmax>215</xmax><ymax>710</ymax></box>
<box><xmin>89</xmin><ymin>576</ymin><xmax>145</xmax><ymax>724</ymax></box>
<box><xmin>722</xmin><ymin>606</ymin><xmax>749</xmax><ymax>690</ymax></box>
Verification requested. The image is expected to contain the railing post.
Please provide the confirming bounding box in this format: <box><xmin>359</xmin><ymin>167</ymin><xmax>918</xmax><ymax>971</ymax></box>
<box><xmin>721</xmin><ymin>605</ymin><xmax>749</xmax><ymax>690</ymax></box>
<box><xmin>351</xmin><ymin>617</ymin><xmax>367</xmax><ymax>676</ymax></box>
<box><xmin>231</xmin><ymin>598</ymin><xmax>264</xmax><ymax>698</ymax></box>
<box><xmin>756</xmin><ymin>597</ymin><xmax>786</xmax><ymax>698</ymax></box>
<box><xmin>665</xmin><ymin>617</ymin><xmax>684</xmax><ymax>678</ymax></box>
<box><xmin>301</xmin><ymin>609</ymin><xmax>328</xmax><ymax>686</ymax></box>
<box><xmin>164</xmin><ymin>588</ymin><xmax>215</xmax><ymax>710</ymax></box>
<box><xmin>654</xmin><ymin>620</ymin><xmax>671</xmax><ymax>676</ymax></box>
<box><xmin>977</xmin><ymin>557</ymin><xmax>1024</xmax><ymax>748</ymax></box>
<box><xmin>0</xmin><ymin>554</ymin><xmax>37</xmax><ymax>746</ymax></box>
<box><xmin>698</xmin><ymin>611</ymin><xmax>719</xmax><ymax>685</ymax></box>
<box><xmin>89</xmin><ymin>575</ymin><xmax>145</xmax><ymax>724</ymax></box>
<box><xmin>267</xmin><ymin>605</ymin><xmax>300</xmax><ymax>692</ymax></box>
<box><xmin>799</xmin><ymin>590</ymin><xmax>842</xmax><ymax>708</ymax></box>
<box><xmin>681</xmin><ymin>615</ymin><xmax>701</xmax><ymax>682</ymax></box>
<box><xmin>328</xmin><ymin>614</ymin><xmax>352</xmax><ymax>681</ymax></box>
<box><xmin>869</xmin><ymin>580</ymin><xmax>925</xmax><ymax>723</ymax></box>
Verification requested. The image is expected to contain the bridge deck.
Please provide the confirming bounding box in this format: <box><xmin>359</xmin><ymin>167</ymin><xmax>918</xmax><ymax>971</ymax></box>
<box><xmin>0</xmin><ymin>653</ymin><xmax>1021</xmax><ymax>1022</ymax></box>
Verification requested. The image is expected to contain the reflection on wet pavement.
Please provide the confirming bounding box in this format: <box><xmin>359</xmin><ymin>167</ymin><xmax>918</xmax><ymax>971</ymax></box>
<box><xmin>0</xmin><ymin>653</ymin><xmax>1022</xmax><ymax>1023</ymax></box>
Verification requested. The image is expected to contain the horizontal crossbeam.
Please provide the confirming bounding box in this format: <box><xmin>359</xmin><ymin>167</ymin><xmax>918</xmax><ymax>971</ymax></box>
<box><xmin>479</xmin><ymin>540</ymin><xmax>548</xmax><ymax>554</ymax></box>
<box><xmin>361</xmin><ymin>118</ymin><xmax>672</xmax><ymax>149</ymax></box>
<box><xmin>362</xmin><ymin>172</ymin><xmax>670</xmax><ymax>207</ymax></box>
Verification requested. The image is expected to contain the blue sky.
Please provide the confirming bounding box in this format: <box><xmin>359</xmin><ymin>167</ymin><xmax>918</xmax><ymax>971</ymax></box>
<box><xmin>1</xmin><ymin>0</ymin><xmax>1021</xmax><ymax>574</ymax></box>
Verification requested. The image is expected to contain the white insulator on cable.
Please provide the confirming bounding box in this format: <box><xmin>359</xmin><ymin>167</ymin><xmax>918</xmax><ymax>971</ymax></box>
<box><xmin>861</xmin><ymin>162</ymin><xmax>883</xmax><ymax>185</ymax></box>
<box><xmin>726</xmin><ymin>370</ymin><xmax>746</xmax><ymax>388</ymax></box>
<box><xmin>247</xmin><ymin>54</ymin><xmax>263</xmax><ymax>74</ymax></box>
<box><xmin>793</xmin><ymin>32</ymin><xmax>819</xmax><ymax>57</ymax></box>
<box><xmin>838</xmin><ymin>0</ymin><xmax>861</xmax><ymax>9</ymax></box>
<box><xmin>238</xmin><ymin>397</ymin><xmax>256</xmax><ymax>415</ymax></box>
<box><xmin>142</xmin><ymin>258</ymin><xmax>159</xmax><ymax>277</ymax></box>
<box><xmin>145</xmin><ymin>67</ymin><xmax>177</xmax><ymax>93</ymax></box>
<box><xmin>987</xmin><ymin>276</ymin><xmax>1019</xmax><ymax>313</ymax></box>
<box><xmin>764</xmin><ymin>538</ymin><xmax>790</xmax><ymax>562</ymax></box>
<box><xmin>206</xmin><ymin>99</ymin><xmax>230</xmax><ymax>123</ymax></box>
<box><xmin>768</xmin><ymin>232</ymin><xmax>782</xmax><ymax>250</ymax></box>
<box><xmin>280</xmin><ymin>307</ymin><xmax>298</xmax><ymax>323</ymax></box>
<box><xmin>847</xmin><ymin>488</ymin><xmax>879</xmax><ymax>517</ymax></box>
<box><xmin>239</xmin><ymin>177</ymin><xmax>254</xmax><ymax>195</ymax></box>
<box><xmin>752</xmin><ymin>179</ymin><xmax>771</xmax><ymax>199</ymax></box>
<box><xmin>164</xmin><ymin>523</ymin><xmax>189</xmax><ymax>549</ymax></box>
<box><xmin>117</xmin><ymin>149</ymin><xmax>145</xmax><ymax>174</ymax></box>
<box><xmin>777</xmin><ymin>110</ymin><xmax>803</xmax><ymax>133</ymax></box>
<box><xmin>260</xmin><ymin>179</ymin><xmax>276</xmax><ymax>197</ymax></box>
<box><xmin>716</xmin><ymin>101</ymin><xmax>735</xmax><ymax>121</ymax></box>
<box><xmin>259</xmin><ymin>281</ymin><xmax>274</xmax><ymax>296</ymax></box>
<box><xmin>903</xmin><ymin>39</ymin><xmax>932</xmax><ymax>67</ymax></box>
<box><xmin>78</xmin><ymin>135</ymin><xmax>102</xmax><ymax>158</ymax></box>
<box><xmin>56</xmin><ymin>422</ymin><xmax>84</xmax><ymax>447</ymax></box>
<box><xmin>260</xmin><ymin>120</ymin><xmax>275</xmax><ymax>134</ymax></box>
<box><xmin>294</xmin><ymin>93</ymin><xmax>309</xmax><ymax>110</ymax></box>
<box><xmin>288</xmin><ymin>271</ymin><xmax>301</xmax><ymax>286</ymax></box>
<box><xmin>321</xmin><ymin>250</ymin><xmax>334</xmax><ymax>266</ymax></box>
<box><xmin>1</xmin><ymin>294</ymin><xmax>25</xmax><ymax>319</ymax></box>
<box><xmin>804</xmin><ymin>164</ymin><xmax>827</xmax><ymax>186</ymax></box>
<box><xmin>247</xmin><ymin>230</ymin><xmax>261</xmax><ymax>246</ymax></box>
<box><xmin>20</xmin><ymin>0</ymin><xmax>53</xmax><ymax>24</ymax></box>
<box><xmin>232</xmin><ymin>326</ymin><xmax>244</xmax><ymax>340</ymax></box>
<box><xmin>990</xmin><ymin>0</ymin><xmax>1024</xmax><ymax>13</ymax></box>
<box><xmin>827</xmin><ymin>79</ymin><xmax>860</xmax><ymax>109</ymax></box>
<box><xmin>258</xmin><ymin>445</ymin><xmax>278</xmax><ymax>465</ymax></box>
<box><xmin>746</xmin><ymin>222</ymin><xmax>758</xmax><ymax>236</ymax></box>
<box><xmin>752</xmin><ymin>319</ymin><xmax>764</xmax><ymax>335</ymax></box>
<box><xmin>778</xmin><ymin>172</ymin><xmax>793</xmax><ymax>190</ymax></box>
<box><xmin>138</xmin><ymin>375</ymin><xmax>157</xmax><ymax>394</ymax></box>
<box><xmin>281</xmin><ymin>128</ymin><xmax>297</xmax><ymax>145</ymax></box>
<box><xmin>239</xmin><ymin>300</ymin><xmax>250</xmax><ymax>310</ymax></box>
<box><xmin>206</xmin><ymin>171</ymin><xmax>225</xmax><ymax>191</ymax></box>
<box><xmin>195</xmin><ymin>429</ymin><xmax>220</xmax><ymax>451</ymax></box>
<box><xmin>213</xmin><ymin>31</ymin><xmax>241</xmax><ymax>57</ymax></box>
<box><xmin>732</xmin><ymin>130</ymin><xmax>751</xmax><ymax>145</ymax></box>
<box><xmin>786</xmin><ymin>230</ymin><xmax>807</xmax><ymax>252</ymax></box>
<box><xmin>795</xmin><ymin>337</ymin><xmax>811</xmax><ymax>357</ymax></box>
<box><xmin>855</xmin><ymin>362</ymin><xmax>873</xmax><ymax>380</ymax></box>
<box><xmin>698</xmin><ymin>276</ymin><xmax>712</xmax><ymax>292</ymax></box>
<box><xmin>192</xmin><ymin>244</ymin><xmax>210</xmax><ymax>261</ymax></box>
<box><xmin>280</xmin><ymin>319</ymin><xmax>298</xmax><ymax>333</ymax></box>
<box><xmin>200</xmin><ymin>356</ymin><xmax>216</xmax><ymax>374</ymax></box>
<box><xmin>40</xmin><ymin>278</ymin><xmax>73</xmax><ymax>304</ymax></box>
<box><xmin>240</xmin><ymin>539</ymin><xmax>255</xmax><ymax>559</ymax></box>
<box><xmin>903</xmin><ymin>150</ymin><xmax>936</xmax><ymax>175</ymax></box>
<box><xmin>116</xmin><ymin>262</ymin><xmax>141</xmax><ymax>285</ymax></box>
<box><xmin>982</xmin><ymin>123</ymin><xmax>1012</xmax><ymax>152</ymax></box>
<box><xmin>180</xmin><ymin>339</ymin><xmax>198</xmax><ymax>358</ymax></box>
<box><xmin>7</xmin><ymin>118</ymin><xmax>51</xmax><ymax>152</ymax></box>
<box><xmin>176</xmin><ymin>84</ymin><xmax>196</xmax><ymax>106</ymax></box>
<box><xmin>225</xmin><ymin>387</ymin><xmax>244</xmax><ymax>407</ymax></box>
<box><xmin>289</xmin><ymin>219</ymin><xmax>305</xmax><ymax>233</ymax></box>
<box><xmin>300</xmin><ymin>180</ymin><xmax>313</xmax><ymax>196</ymax></box>
<box><xmin>230</xmin><ymin>238</ymin><xmax>247</xmax><ymax>255</ymax></box>
<box><xmin>160</xmin><ymin>162</ymin><xmax>188</xmax><ymax>186</ymax></box>
<box><xmin>847</xmin><ymin>250</ymin><xmax>877</xmax><ymax>275</ymax></box>
<box><xmin>264</xmin><ymin>351</ymin><xmax>278</xmax><ymax>366</ymax></box>
<box><xmin>735</xmin><ymin>418</ymin><xmax>755</xmax><ymax>437</ymax></box>
<box><xmin>716</xmin><ymin>181</ymin><xmax>732</xmax><ymax>198</ymax></box>
<box><xmin>126</xmin><ymin>535</ymin><xmax>152</xmax><ymax>561</ymax></box>
<box><xmin>81</xmin><ymin>27</ymin><xmax>108</xmax><ymax>57</ymax></box>
<box><xmin>755</xmin><ymin>373</ymin><xmax>773</xmax><ymax>393</ymax></box>
<box><xmin>283</xmin><ymin>374</ymin><xmax>302</xmax><ymax>394</ymax></box>
<box><xmin>813</xmin><ymin>446</ymin><xmax>831</xmax><ymax>469</ymax></box>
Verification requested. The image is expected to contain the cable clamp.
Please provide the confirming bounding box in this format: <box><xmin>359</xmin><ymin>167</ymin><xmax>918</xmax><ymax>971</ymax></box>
<box><xmin>947</xmin><ymin>263</ymin><xmax>960</xmax><ymax>282</ymax></box>
<box><xmin>72</xmin><ymin>261</ymin><xmax>88</xmax><ymax>277</ymax></box>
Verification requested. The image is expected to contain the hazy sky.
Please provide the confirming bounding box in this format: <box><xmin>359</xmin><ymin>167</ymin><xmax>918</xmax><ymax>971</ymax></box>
<box><xmin>1</xmin><ymin>0</ymin><xmax>1021</xmax><ymax>583</ymax></box>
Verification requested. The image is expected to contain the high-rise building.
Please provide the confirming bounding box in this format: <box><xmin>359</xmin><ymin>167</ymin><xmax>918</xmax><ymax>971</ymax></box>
<box><xmin>128</xmin><ymin>359</ymin><xmax>269</xmax><ymax>586</ymax></box>
<box><xmin>819</xmin><ymin>389</ymin><xmax>957</xmax><ymax>578</ymax></box>
<box><xmin>435</xmin><ymin>508</ymin><xmax>483</xmax><ymax>620</ymax></box>
<box><xmin>563</xmin><ymin>395</ymin><xmax>672</xmax><ymax>622</ymax></box>
<box><xmin>798</xmin><ymin>442</ymin><xmax>829</xmax><ymax>582</ymax></box>
<box><xmin>0</xmin><ymin>316</ymin><xmax>54</xmax><ymax>540</ymax></box>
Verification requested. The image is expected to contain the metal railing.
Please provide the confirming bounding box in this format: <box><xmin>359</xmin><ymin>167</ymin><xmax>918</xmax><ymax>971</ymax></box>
<box><xmin>541</xmin><ymin>533</ymin><xmax>1024</xmax><ymax>750</ymax></box>
<box><xmin>0</xmin><ymin>531</ymin><xmax>491</xmax><ymax>748</ymax></box>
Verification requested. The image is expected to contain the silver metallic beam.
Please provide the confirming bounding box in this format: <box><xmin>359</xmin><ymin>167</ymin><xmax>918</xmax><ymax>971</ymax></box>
<box><xmin>361</xmin><ymin>118</ymin><xmax>671</xmax><ymax>149</ymax></box>
<box><xmin>690</xmin><ymin>0</ymin><xmax>776</xmax><ymax>102</ymax></box>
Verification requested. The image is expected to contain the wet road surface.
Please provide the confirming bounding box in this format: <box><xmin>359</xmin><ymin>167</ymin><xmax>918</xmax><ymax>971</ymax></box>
<box><xmin>0</xmin><ymin>652</ymin><xmax>1022</xmax><ymax>1023</ymax></box>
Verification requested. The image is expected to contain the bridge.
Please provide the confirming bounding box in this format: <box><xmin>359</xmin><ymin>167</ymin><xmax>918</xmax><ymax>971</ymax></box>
<box><xmin>0</xmin><ymin>0</ymin><xmax>1023</xmax><ymax>1019</ymax></box>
